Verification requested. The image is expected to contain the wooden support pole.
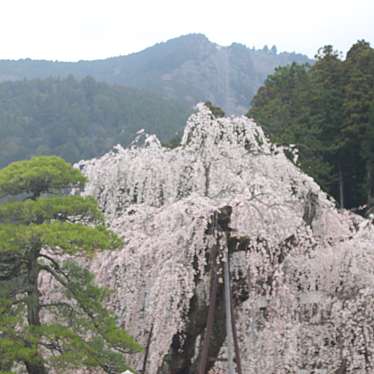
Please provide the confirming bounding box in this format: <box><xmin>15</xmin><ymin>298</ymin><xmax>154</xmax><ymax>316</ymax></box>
<box><xmin>141</xmin><ymin>323</ymin><xmax>154</xmax><ymax>373</ymax></box>
<box><xmin>198</xmin><ymin>243</ymin><xmax>219</xmax><ymax>374</ymax></box>
<box><xmin>230</xmin><ymin>275</ymin><xmax>243</xmax><ymax>374</ymax></box>
<box><xmin>225</xmin><ymin>231</ymin><xmax>243</xmax><ymax>374</ymax></box>
<box><xmin>224</xmin><ymin>250</ymin><xmax>235</xmax><ymax>374</ymax></box>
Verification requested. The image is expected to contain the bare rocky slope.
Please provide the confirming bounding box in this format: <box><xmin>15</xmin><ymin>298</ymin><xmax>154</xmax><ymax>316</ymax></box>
<box><xmin>78</xmin><ymin>104</ymin><xmax>374</xmax><ymax>373</ymax></box>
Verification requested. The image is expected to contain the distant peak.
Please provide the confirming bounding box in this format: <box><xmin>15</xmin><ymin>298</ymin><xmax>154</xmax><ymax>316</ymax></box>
<box><xmin>161</xmin><ymin>33</ymin><xmax>213</xmax><ymax>47</ymax></box>
<box><xmin>177</xmin><ymin>33</ymin><xmax>210</xmax><ymax>42</ymax></box>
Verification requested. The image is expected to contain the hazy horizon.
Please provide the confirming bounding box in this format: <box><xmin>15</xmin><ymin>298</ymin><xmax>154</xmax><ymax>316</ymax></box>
<box><xmin>0</xmin><ymin>0</ymin><xmax>373</xmax><ymax>62</ymax></box>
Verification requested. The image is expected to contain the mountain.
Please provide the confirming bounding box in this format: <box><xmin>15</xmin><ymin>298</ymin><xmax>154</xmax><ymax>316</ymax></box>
<box><xmin>73</xmin><ymin>103</ymin><xmax>374</xmax><ymax>373</ymax></box>
<box><xmin>0</xmin><ymin>34</ymin><xmax>312</xmax><ymax>113</ymax></box>
<box><xmin>0</xmin><ymin>76</ymin><xmax>190</xmax><ymax>167</ymax></box>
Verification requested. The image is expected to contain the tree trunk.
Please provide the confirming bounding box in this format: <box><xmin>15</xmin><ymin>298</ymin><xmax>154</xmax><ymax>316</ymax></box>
<box><xmin>338</xmin><ymin>162</ymin><xmax>344</xmax><ymax>209</ymax></box>
<box><xmin>24</xmin><ymin>247</ymin><xmax>47</xmax><ymax>374</ymax></box>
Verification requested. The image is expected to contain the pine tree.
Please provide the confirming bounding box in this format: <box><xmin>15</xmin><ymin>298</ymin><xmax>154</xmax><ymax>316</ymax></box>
<box><xmin>0</xmin><ymin>156</ymin><xmax>142</xmax><ymax>374</ymax></box>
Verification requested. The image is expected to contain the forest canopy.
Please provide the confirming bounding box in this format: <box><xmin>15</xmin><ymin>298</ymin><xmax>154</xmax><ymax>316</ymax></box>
<box><xmin>248</xmin><ymin>40</ymin><xmax>374</xmax><ymax>210</ymax></box>
<box><xmin>0</xmin><ymin>76</ymin><xmax>190</xmax><ymax>167</ymax></box>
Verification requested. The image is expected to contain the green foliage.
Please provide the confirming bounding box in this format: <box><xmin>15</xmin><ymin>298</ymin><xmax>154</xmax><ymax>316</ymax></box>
<box><xmin>0</xmin><ymin>196</ymin><xmax>103</xmax><ymax>225</ymax></box>
<box><xmin>249</xmin><ymin>40</ymin><xmax>374</xmax><ymax>209</ymax></box>
<box><xmin>0</xmin><ymin>76</ymin><xmax>191</xmax><ymax>168</ymax></box>
<box><xmin>0</xmin><ymin>156</ymin><xmax>140</xmax><ymax>373</ymax></box>
<box><xmin>249</xmin><ymin>63</ymin><xmax>331</xmax><ymax>182</ymax></box>
<box><xmin>342</xmin><ymin>41</ymin><xmax>374</xmax><ymax>205</ymax></box>
<box><xmin>0</xmin><ymin>299</ymin><xmax>36</xmax><ymax>370</ymax></box>
<box><xmin>0</xmin><ymin>156</ymin><xmax>86</xmax><ymax>198</ymax></box>
<box><xmin>204</xmin><ymin>101</ymin><xmax>225</xmax><ymax>118</ymax></box>
<box><xmin>0</xmin><ymin>222</ymin><xmax>122</xmax><ymax>255</ymax></box>
<box><xmin>26</xmin><ymin>261</ymin><xmax>142</xmax><ymax>372</ymax></box>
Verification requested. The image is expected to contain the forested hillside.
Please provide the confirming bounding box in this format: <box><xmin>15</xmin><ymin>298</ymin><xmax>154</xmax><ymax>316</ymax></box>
<box><xmin>0</xmin><ymin>76</ymin><xmax>190</xmax><ymax>167</ymax></box>
<box><xmin>248</xmin><ymin>40</ymin><xmax>374</xmax><ymax>210</ymax></box>
<box><xmin>0</xmin><ymin>34</ymin><xmax>311</xmax><ymax>114</ymax></box>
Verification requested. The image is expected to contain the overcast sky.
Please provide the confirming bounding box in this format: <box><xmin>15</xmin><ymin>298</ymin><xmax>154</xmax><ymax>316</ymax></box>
<box><xmin>0</xmin><ymin>0</ymin><xmax>373</xmax><ymax>61</ymax></box>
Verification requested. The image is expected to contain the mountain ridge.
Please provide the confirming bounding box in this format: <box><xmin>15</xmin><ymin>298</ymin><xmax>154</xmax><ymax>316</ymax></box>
<box><xmin>0</xmin><ymin>76</ymin><xmax>190</xmax><ymax>167</ymax></box>
<box><xmin>0</xmin><ymin>34</ymin><xmax>312</xmax><ymax>113</ymax></box>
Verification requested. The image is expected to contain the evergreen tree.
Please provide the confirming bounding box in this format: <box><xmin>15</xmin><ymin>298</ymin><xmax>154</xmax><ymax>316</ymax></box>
<box><xmin>309</xmin><ymin>45</ymin><xmax>346</xmax><ymax>206</ymax></box>
<box><xmin>249</xmin><ymin>40</ymin><xmax>374</xmax><ymax>210</ymax></box>
<box><xmin>204</xmin><ymin>101</ymin><xmax>225</xmax><ymax>118</ymax></box>
<box><xmin>0</xmin><ymin>156</ymin><xmax>142</xmax><ymax>374</ymax></box>
<box><xmin>248</xmin><ymin>63</ymin><xmax>332</xmax><ymax>189</ymax></box>
<box><xmin>0</xmin><ymin>76</ymin><xmax>190</xmax><ymax>168</ymax></box>
<box><xmin>364</xmin><ymin>103</ymin><xmax>374</xmax><ymax>210</ymax></box>
<box><xmin>343</xmin><ymin>40</ymin><xmax>374</xmax><ymax>207</ymax></box>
